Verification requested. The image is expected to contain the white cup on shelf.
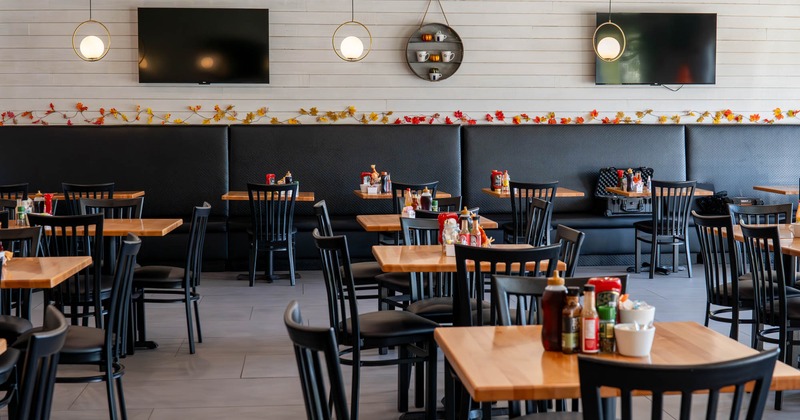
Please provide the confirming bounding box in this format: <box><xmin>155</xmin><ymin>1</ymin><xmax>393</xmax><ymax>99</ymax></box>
<box><xmin>441</xmin><ymin>51</ymin><xmax>455</xmax><ymax>62</ymax></box>
<box><xmin>416</xmin><ymin>51</ymin><xmax>430</xmax><ymax>62</ymax></box>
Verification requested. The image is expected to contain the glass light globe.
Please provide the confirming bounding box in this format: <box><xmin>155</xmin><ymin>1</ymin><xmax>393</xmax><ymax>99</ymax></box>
<box><xmin>597</xmin><ymin>36</ymin><xmax>621</xmax><ymax>60</ymax></box>
<box><xmin>80</xmin><ymin>35</ymin><xmax>105</xmax><ymax>59</ymax></box>
<box><xmin>340</xmin><ymin>36</ymin><xmax>364</xmax><ymax>60</ymax></box>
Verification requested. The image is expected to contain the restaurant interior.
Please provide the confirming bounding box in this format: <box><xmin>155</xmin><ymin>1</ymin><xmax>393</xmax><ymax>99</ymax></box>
<box><xmin>1</xmin><ymin>0</ymin><xmax>799</xmax><ymax>419</ymax></box>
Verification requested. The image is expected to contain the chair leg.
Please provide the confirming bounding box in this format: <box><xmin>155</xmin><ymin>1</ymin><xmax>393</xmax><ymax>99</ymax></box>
<box><xmin>730</xmin><ymin>306</ymin><xmax>739</xmax><ymax>340</ymax></box>
<box><xmin>351</xmin><ymin>349</ymin><xmax>361</xmax><ymax>420</ymax></box>
<box><xmin>426</xmin><ymin>339</ymin><xmax>438</xmax><ymax>419</ymax></box>
<box><xmin>398</xmin><ymin>346</ymin><xmax>410</xmax><ymax>412</ymax></box>
<box><xmin>649</xmin><ymin>240</ymin><xmax>658</xmax><ymax>279</ymax></box>
<box><xmin>288</xmin><ymin>236</ymin><xmax>296</xmax><ymax>286</ymax></box>
<box><xmin>672</xmin><ymin>243</ymin><xmax>679</xmax><ymax>273</ymax></box>
<box><xmin>193</xmin><ymin>291</ymin><xmax>203</xmax><ymax>343</ymax></box>
<box><xmin>116</xmin><ymin>376</ymin><xmax>128</xmax><ymax>420</ymax></box>
<box><xmin>105</xmin><ymin>363</ymin><xmax>118</xmax><ymax>420</ymax></box>
<box><xmin>634</xmin><ymin>234</ymin><xmax>641</xmax><ymax>274</ymax></box>
<box><xmin>185</xmin><ymin>288</ymin><xmax>196</xmax><ymax>354</ymax></box>
<box><xmin>684</xmin><ymin>239</ymin><xmax>692</xmax><ymax>278</ymax></box>
<box><xmin>415</xmin><ymin>354</ymin><xmax>424</xmax><ymax>408</ymax></box>
<box><xmin>444</xmin><ymin>359</ymin><xmax>455</xmax><ymax>420</ymax></box>
<box><xmin>704</xmin><ymin>302</ymin><xmax>710</xmax><ymax>327</ymax></box>
<box><xmin>248</xmin><ymin>242</ymin><xmax>257</xmax><ymax>287</ymax></box>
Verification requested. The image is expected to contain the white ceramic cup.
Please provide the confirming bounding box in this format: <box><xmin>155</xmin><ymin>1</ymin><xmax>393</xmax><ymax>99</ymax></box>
<box><xmin>360</xmin><ymin>184</ymin><xmax>369</xmax><ymax>193</ymax></box>
<box><xmin>441</xmin><ymin>51</ymin><xmax>455</xmax><ymax>62</ymax></box>
<box><xmin>429</xmin><ymin>72</ymin><xmax>442</xmax><ymax>81</ymax></box>
<box><xmin>791</xmin><ymin>223</ymin><xmax>800</xmax><ymax>237</ymax></box>
<box><xmin>614</xmin><ymin>323</ymin><xmax>656</xmax><ymax>357</ymax></box>
<box><xmin>434</xmin><ymin>31</ymin><xmax>448</xmax><ymax>42</ymax></box>
<box><xmin>416</xmin><ymin>51</ymin><xmax>430</xmax><ymax>62</ymax></box>
<box><xmin>619</xmin><ymin>306</ymin><xmax>655</xmax><ymax>325</ymax></box>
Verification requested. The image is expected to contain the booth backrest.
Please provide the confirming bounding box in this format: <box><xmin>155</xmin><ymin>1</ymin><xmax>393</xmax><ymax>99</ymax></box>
<box><xmin>686</xmin><ymin>125</ymin><xmax>799</xmax><ymax>204</ymax></box>
<box><xmin>0</xmin><ymin>126</ymin><xmax>229</xmax><ymax>218</ymax></box>
<box><xmin>228</xmin><ymin>125</ymin><xmax>462</xmax><ymax>217</ymax></box>
<box><xmin>461</xmin><ymin>125</ymin><xmax>688</xmax><ymax>214</ymax></box>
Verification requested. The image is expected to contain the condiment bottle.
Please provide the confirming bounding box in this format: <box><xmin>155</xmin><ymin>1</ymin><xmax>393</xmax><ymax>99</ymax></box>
<box><xmin>284</xmin><ymin>171</ymin><xmax>293</xmax><ymax>184</ymax></box>
<box><xmin>469</xmin><ymin>214</ymin><xmax>482</xmax><ymax>247</ymax></box>
<box><xmin>501</xmin><ymin>170</ymin><xmax>511</xmax><ymax>194</ymax></box>
<box><xmin>581</xmin><ymin>285</ymin><xmax>599</xmax><ymax>354</ymax></box>
<box><xmin>420</xmin><ymin>187</ymin><xmax>432</xmax><ymax>211</ymax></box>
<box><xmin>598</xmin><ymin>305</ymin><xmax>616</xmax><ymax>353</ymax></box>
<box><xmin>541</xmin><ymin>271</ymin><xmax>567</xmax><ymax>351</ymax></box>
<box><xmin>411</xmin><ymin>191</ymin><xmax>420</xmax><ymax>210</ymax></box>
<box><xmin>404</xmin><ymin>188</ymin><xmax>413</xmax><ymax>207</ymax></box>
<box><xmin>458</xmin><ymin>207</ymin><xmax>470</xmax><ymax>245</ymax></box>
<box><xmin>16</xmin><ymin>199</ymin><xmax>26</xmax><ymax>226</ymax></box>
<box><xmin>562</xmin><ymin>286</ymin><xmax>582</xmax><ymax>354</ymax></box>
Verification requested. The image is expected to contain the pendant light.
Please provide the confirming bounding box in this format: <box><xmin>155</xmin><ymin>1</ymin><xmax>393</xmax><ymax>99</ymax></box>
<box><xmin>72</xmin><ymin>0</ymin><xmax>110</xmax><ymax>61</ymax></box>
<box><xmin>332</xmin><ymin>0</ymin><xmax>372</xmax><ymax>62</ymax></box>
<box><xmin>592</xmin><ymin>0</ymin><xmax>625</xmax><ymax>62</ymax></box>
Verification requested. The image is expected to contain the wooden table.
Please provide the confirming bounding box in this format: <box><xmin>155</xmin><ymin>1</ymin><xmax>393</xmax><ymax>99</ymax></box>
<box><xmin>222</xmin><ymin>191</ymin><xmax>316</xmax><ymax>202</ymax></box>
<box><xmin>373</xmin><ymin>244</ymin><xmax>565</xmax><ymax>273</ymax></box>
<box><xmin>605</xmin><ymin>186</ymin><xmax>714</xmax><ymax>197</ymax></box>
<box><xmin>48</xmin><ymin>191</ymin><xmax>145</xmax><ymax>200</ymax></box>
<box><xmin>1</xmin><ymin>256</ymin><xmax>93</xmax><ymax>289</ymax></box>
<box><xmin>731</xmin><ymin>224</ymin><xmax>799</xmax><ymax>257</ymax></box>
<box><xmin>435</xmin><ymin>321</ymin><xmax>800</xmax><ymax>403</ymax></box>
<box><xmin>357</xmin><ymin>214</ymin><xmax>498</xmax><ymax>232</ymax></box>
<box><xmin>753</xmin><ymin>186</ymin><xmax>799</xmax><ymax>195</ymax></box>
<box><xmin>481</xmin><ymin>187</ymin><xmax>585</xmax><ymax>198</ymax></box>
<box><xmin>353</xmin><ymin>190</ymin><xmax>452</xmax><ymax>200</ymax></box>
<box><xmin>14</xmin><ymin>218</ymin><xmax>184</xmax><ymax>237</ymax></box>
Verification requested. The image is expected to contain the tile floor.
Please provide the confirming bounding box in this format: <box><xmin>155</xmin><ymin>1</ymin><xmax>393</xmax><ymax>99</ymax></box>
<box><xmin>23</xmin><ymin>265</ymin><xmax>800</xmax><ymax>419</ymax></box>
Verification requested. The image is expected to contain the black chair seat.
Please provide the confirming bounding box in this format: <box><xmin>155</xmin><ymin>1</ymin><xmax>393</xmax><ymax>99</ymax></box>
<box><xmin>408</xmin><ymin>297</ymin><xmax>490</xmax><ymax>319</ymax></box>
<box><xmin>375</xmin><ymin>272</ymin><xmax>432</xmax><ymax>291</ymax></box>
<box><xmin>345</xmin><ymin>310</ymin><xmax>437</xmax><ymax>339</ymax></box>
<box><xmin>350</xmin><ymin>261</ymin><xmax>383</xmax><ymax>285</ymax></box>
<box><xmin>719</xmin><ymin>280</ymin><xmax>800</xmax><ymax>301</ymax></box>
<box><xmin>633</xmin><ymin>221</ymin><xmax>687</xmax><ymax>237</ymax></box>
<box><xmin>0</xmin><ymin>348</ymin><xmax>20</xmax><ymax>385</ymax></box>
<box><xmin>0</xmin><ymin>315</ymin><xmax>33</xmax><ymax>342</ymax></box>
<box><xmin>765</xmin><ymin>296</ymin><xmax>800</xmax><ymax>321</ymax></box>
<box><xmin>133</xmin><ymin>266</ymin><xmax>185</xmax><ymax>289</ymax></box>
<box><xmin>60</xmin><ymin>325</ymin><xmax>105</xmax><ymax>358</ymax></box>
<box><xmin>246</xmin><ymin>227</ymin><xmax>298</xmax><ymax>249</ymax></box>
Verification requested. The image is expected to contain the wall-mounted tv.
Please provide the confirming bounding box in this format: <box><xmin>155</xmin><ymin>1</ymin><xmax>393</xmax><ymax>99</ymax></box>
<box><xmin>138</xmin><ymin>8</ymin><xmax>269</xmax><ymax>84</ymax></box>
<box><xmin>595</xmin><ymin>13</ymin><xmax>716</xmax><ymax>85</ymax></box>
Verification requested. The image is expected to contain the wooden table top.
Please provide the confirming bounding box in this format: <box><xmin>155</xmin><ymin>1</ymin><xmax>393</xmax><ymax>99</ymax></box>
<box><xmin>731</xmin><ymin>224</ymin><xmax>800</xmax><ymax>258</ymax></box>
<box><xmin>372</xmin><ymin>244</ymin><xmax>565</xmax><ymax>273</ymax></box>
<box><xmin>46</xmin><ymin>191</ymin><xmax>145</xmax><ymax>200</ymax></box>
<box><xmin>1</xmin><ymin>256</ymin><xmax>92</xmax><ymax>289</ymax></box>
<box><xmin>221</xmin><ymin>191</ymin><xmax>316</xmax><ymax>202</ymax></box>
<box><xmin>352</xmin><ymin>190</ymin><xmax>452</xmax><ymax>200</ymax></box>
<box><xmin>357</xmin><ymin>214</ymin><xmax>499</xmax><ymax>232</ymax></box>
<box><xmin>481</xmin><ymin>187</ymin><xmax>585</xmax><ymax>198</ymax></box>
<box><xmin>11</xmin><ymin>218</ymin><xmax>184</xmax><ymax>237</ymax></box>
<box><xmin>753</xmin><ymin>185</ymin><xmax>799</xmax><ymax>195</ymax></box>
<box><xmin>435</xmin><ymin>321</ymin><xmax>800</xmax><ymax>402</ymax></box>
<box><xmin>0</xmin><ymin>339</ymin><xmax>5</xmax><ymax>355</ymax></box>
<box><xmin>605</xmin><ymin>186</ymin><xmax>714</xmax><ymax>197</ymax></box>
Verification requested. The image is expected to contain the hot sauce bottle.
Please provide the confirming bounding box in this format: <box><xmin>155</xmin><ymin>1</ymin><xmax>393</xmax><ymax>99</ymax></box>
<box><xmin>581</xmin><ymin>285</ymin><xmax>599</xmax><ymax>354</ymax></box>
<box><xmin>561</xmin><ymin>287</ymin><xmax>582</xmax><ymax>354</ymax></box>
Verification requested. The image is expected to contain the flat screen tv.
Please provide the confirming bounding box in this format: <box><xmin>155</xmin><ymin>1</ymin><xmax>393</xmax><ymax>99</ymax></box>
<box><xmin>138</xmin><ymin>8</ymin><xmax>269</xmax><ymax>84</ymax></box>
<box><xmin>595</xmin><ymin>13</ymin><xmax>716</xmax><ymax>85</ymax></box>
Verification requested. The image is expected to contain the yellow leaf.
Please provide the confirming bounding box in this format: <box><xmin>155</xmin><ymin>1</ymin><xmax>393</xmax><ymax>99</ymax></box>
<box><xmin>270</xmin><ymin>117</ymin><xmax>280</xmax><ymax>124</ymax></box>
<box><xmin>213</xmin><ymin>114</ymin><xmax>221</xmax><ymax>122</ymax></box>
<box><xmin>369</xmin><ymin>112</ymin><xmax>378</xmax><ymax>121</ymax></box>
<box><xmin>671</xmin><ymin>115</ymin><xmax>681</xmax><ymax>124</ymax></box>
<box><xmin>163</xmin><ymin>113</ymin><xmax>171</xmax><ymax>120</ymax></box>
<box><xmin>227</xmin><ymin>116</ymin><xmax>237</xmax><ymax>121</ymax></box>
<box><xmin>697</xmin><ymin>116</ymin><xmax>705</xmax><ymax>123</ymax></box>
<box><xmin>120</xmin><ymin>114</ymin><xmax>129</xmax><ymax>122</ymax></box>
<box><xmin>712</xmin><ymin>117</ymin><xmax>721</xmax><ymax>124</ymax></box>
<box><xmin>347</xmin><ymin>106</ymin><xmax>356</xmax><ymax>116</ymax></box>
<box><xmin>658</xmin><ymin>116</ymin><xmax>667</xmax><ymax>124</ymax></box>
<box><xmin>288</xmin><ymin>118</ymin><xmax>299</xmax><ymax>125</ymax></box>
<box><xmin>257</xmin><ymin>107</ymin><xmax>267</xmax><ymax>117</ymax></box>
<box><xmin>202</xmin><ymin>119</ymin><xmax>211</xmax><ymax>125</ymax></box>
<box><xmin>381</xmin><ymin>116</ymin><xmax>389</xmax><ymax>124</ymax></box>
<box><xmin>310</xmin><ymin>107</ymin><xmax>318</xmax><ymax>116</ymax></box>
<box><xmin>360</xmin><ymin>115</ymin><xmax>369</xmax><ymax>124</ymax></box>
<box><xmin>386</xmin><ymin>111</ymin><xmax>393</xmax><ymax>116</ymax></box>
<box><xmin>317</xmin><ymin>116</ymin><xmax>328</xmax><ymax>123</ymax></box>
<box><xmin>147</xmin><ymin>115</ymin><xmax>153</xmax><ymax>124</ymax></box>
<box><xmin>173</xmin><ymin>119</ymin><xmax>183</xmax><ymax>124</ymax></box>
<box><xmin>616</xmin><ymin>112</ymin><xmax>625</xmax><ymax>119</ymax></box>
<box><xmin>636</xmin><ymin>111</ymin><xmax>645</xmax><ymax>119</ymax></box>
<box><xmin>338</xmin><ymin>111</ymin><xmax>348</xmax><ymax>119</ymax></box>
<box><xmin>146</xmin><ymin>108</ymin><xmax>153</xmax><ymax>115</ymax></box>
<box><xmin>299</xmin><ymin>108</ymin><xmax>308</xmax><ymax>115</ymax></box>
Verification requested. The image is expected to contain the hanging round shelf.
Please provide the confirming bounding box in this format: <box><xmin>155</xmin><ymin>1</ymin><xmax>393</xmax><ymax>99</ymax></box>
<box><xmin>405</xmin><ymin>23</ymin><xmax>463</xmax><ymax>82</ymax></box>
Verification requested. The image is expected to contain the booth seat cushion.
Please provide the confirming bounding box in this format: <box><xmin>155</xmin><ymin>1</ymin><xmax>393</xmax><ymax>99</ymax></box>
<box><xmin>551</xmin><ymin>213</ymin><xmax>651</xmax><ymax>230</ymax></box>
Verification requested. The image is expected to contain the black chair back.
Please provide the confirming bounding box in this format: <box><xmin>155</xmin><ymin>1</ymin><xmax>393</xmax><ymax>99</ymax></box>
<box><xmin>692</xmin><ymin>212</ymin><xmax>744</xmax><ymax>309</ymax></box>
<box><xmin>312</xmin><ymin>200</ymin><xmax>334</xmax><ymax>236</ymax></box>
<box><xmin>248</xmin><ymin>182</ymin><xmax>298</xmax><ymax>244</ymax></box>
<box><xmin>453</xmin><ymin>244</ymin><xmax>560</xmax><ymax>327</ymax></box>
<box><xmin>729</xmin><ymin>203</ymin><xmax>793</xmax><ymax>226</ymax></box>
<box><xmin>185</xmin><ymin>203</ymin><xmax>211</xmax><ymax>288</ymax></box>
<box><xmin>0</xmin><ymin>210</ymin><xmax>9</xmax><ymax>228</ymax></box>
<box><xmin>433</xmin><ymin>196</ymin><xmax>462</xmax><ymax>212</ymax></box>
<box><xmin>17</xmin><ymin>305</ymin><xmax>68</xmax><ymax>420</ymax></box>
<box><xmin>79</xmin><ymin>197</ymin><xmax>144</xmax><ymax>218</ymax></box>
<box><xmin>508</xmin><ymin>181</ymin><xmax>558</xmax><ymax>244</ymax></box>
<box><xmin>401</xmin><ymin>218</ymin><xmax>442</xmax><ymax>302</ymax></box>
<box><xmin>525</xmin><ymin>198</ymin><xmax>552</xmax><ymax>247</ymax></box>
<box><xmin>0</xmin><ymin>199</ymin><xmax>17</xmax><ymax>221</ymax></box>
<box><xmin>312</xmin><ymin>229</ymin><xmax>360</xmax><ymax>344</ymax></box>
<box><xmin>739</xmin><ymin>223</ymin><xmax>789</xmax><ymax>331</ymax></box>
<box><xmin>650</xmin><ymin>180</ymin><xmax>696</xmax><ymax>238</ymax></box>
<box><xmin>106</xmin><ymin>234</ymin><xmax>142</xmax><ymax>360</ymax></box>
<box><xmin>0</xmin><ymin>183</ymin><xmax>29</xmax><ymax>200</ymax></box>
<box><xmin>0</xmin><ymin>226</ymin><xmax>42</xmax><ymax>317</ymax></box>
<box><xmin>391</xmin><ymin>181</ymin><xmax>439</xmax><ymax>214</ymax></box>
<box><xmin>578</xmin><ymin>348</ymin><xmax>778</xmax><ymax>420</ymax></box>
<box><xmin>554</xmin><ymin>225</ymin><xmax>586</xmax><ymax>277</ymax></box>
<box><xmin>62</xmin><ymin>182</ymin><xmax>115</xmax><ymax>215</ymax></box>
<box><xmin>284</xmin><ymin>301</ymin><xmax>351</xmax><ymax>420</ymax></box>
<box><xmin>493</xmin><ymin>275</ymin><xmax>628</xmax><ymax>327</ymax></box>
<box><xmin>27</xmin><ymin>213</ymin><xmax>105</xmax><ymax>328</ymax></box>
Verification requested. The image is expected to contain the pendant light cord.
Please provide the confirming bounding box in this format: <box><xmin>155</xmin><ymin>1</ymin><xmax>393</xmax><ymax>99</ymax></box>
<box><xmin>89</xmin><ymin>0</ymin><xmax>93</xmax><ymax>20</ymax></box>
<box><xmin>607</xmin><ymin>0</ymin><xmax>612</xmax><ymax>23</ymax></box>
<box><xmin>351</xmin><ymin>0</ymin><xmax>355</xmax><ymax>22</ymax></box>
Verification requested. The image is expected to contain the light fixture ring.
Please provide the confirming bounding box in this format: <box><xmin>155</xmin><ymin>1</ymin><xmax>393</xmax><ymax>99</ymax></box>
<box><xmin>72</xmin><ymin>19</ymin><xmax>111</xmax><ymax>62</ymax></box>
<box><xmin>593</xmin><ymin>20</ymin><xmax>626</xmax><ymax>62</ymax></box>
<box><xmin>332</xmin><ymin>20</ymin><xmax>372</xmax><ymax>62</ymax></box>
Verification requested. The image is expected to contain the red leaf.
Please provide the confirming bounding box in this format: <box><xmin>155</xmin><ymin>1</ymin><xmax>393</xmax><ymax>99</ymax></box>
<box><xmin>453</xmin><ymin>110</ymin><xmax>463</xmax><ymax>119</ymax></box>
<box><xmin>445</xmin><ymin>117</ymin><xmax>453</xmax><ymax>124</ymax></box>
<box><xmin>485</xmin><ymin>114</ymin><xmax>494</xmax><ymax>122</ymax></box>
<box><xmin>394</xmin><ymin>118</ymin><xmax>402</xmax><ymax>124</ymax></box>
<box><xmin>547</xmin><ymin>118</ymin><xmax>557</xmax><ymax>125</ymax></box>
<box><xmin>495</xmin><ymin>110</ymin><xmax>505</xmax><ymax>121</ymax></box>
<box><xmin>67</xmin><ymin>119</ymin><xmax>73</xmax><ymax>126</ymax></box>
<box><xmin>467</xmin><ymin>119</ymin><xmax>477</xmax><ymax>125</ymax></box>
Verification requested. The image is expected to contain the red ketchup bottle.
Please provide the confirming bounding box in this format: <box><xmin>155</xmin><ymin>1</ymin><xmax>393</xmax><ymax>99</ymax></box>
<box><xmin>541</xmin><ymin>271</ymin><xmax>567</xmax><ymax>351</ymax></box>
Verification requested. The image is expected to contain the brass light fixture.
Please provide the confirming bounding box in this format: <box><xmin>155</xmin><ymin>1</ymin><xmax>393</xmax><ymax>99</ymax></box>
<box><xmin>332</xmin><ymin>0</ymin><xmax>372</xmax><ymax>62</ymax></box>
<box><xmin>593</xmin><ymin>0</ymin><xmax>626</xmax><ymax>62</ymax></box>
<box><xmin>72</xmin><ymin>0</ymin><xmax>110</xmax><ymax>61</ymax></box>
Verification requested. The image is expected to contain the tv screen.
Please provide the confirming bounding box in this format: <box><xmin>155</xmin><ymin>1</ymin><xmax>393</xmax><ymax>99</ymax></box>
<box><xmin>138</xmin><ymin>8</ymin><xmax>269</xmax><ymax>84</ymax></box>
<box><xmin>595</xmin><ymin>13</ymin><xmax>716</xmax><ymax>85</ymax></box>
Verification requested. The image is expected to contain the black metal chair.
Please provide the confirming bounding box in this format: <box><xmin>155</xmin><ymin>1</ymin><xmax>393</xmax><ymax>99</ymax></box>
<box><xmin>313</xmin><ymin>200</ymin><xmax>381</xmax><ymax>301</ymax></box>
<box><xmin>578</xmin><ymin>348</ymin><xmax>778</xmax><ymax>420</ymax></box>
<box><xmin>28</xmin><ymin>213</ymin><xmax>106</xmax><ymax>328</ymax></box>
<box><xmin>313</xmin><ymin>230</ymin><xmax>438</xmax><ymax>420</ymax></box>
<box><xmin>0</xmin><ymin>227</ymin><xmax>41</xmax><ymax>327</ymax></box>
<box><xmin>739</xmin><ymin>223</ymin><xmax>800</xmax><ymax>410</ymax></box>
<box><xmin>0</xmin><ymin>210</ymin><xmax>9</xmax><ymax>229</ymax></box>
<box><xmin>0</xmin><ymin>183</ymin><xmax>28</xmax><ymax>200</ymax></box>
<box><xmin>432</xmin><ymin>196</ymin><xmax>462</xmax><ymax>212</ymax></box>
<box><xmin>132</xmin><ymin>203</ymin><xmax>210</xmax><ymax>354</ymax></box>
<box><xmin>634</xmin><ymin>180</ymin><xmax>696</xmax><ymax>279</ymax></box>
<box><xmin>554</xmin><ymin>225</ymin><xmax>586</xmax><ymax>277</ymax></box>
<box><xmin>504</xmin><ymin>181</ymin><xmax>558</xmax><ymax>244</ymax></box>
<box><xmin>56</xmin><ymin>233</ymin><xmax>141</xmax><ymax>420</ymax></box>
<box><xmin>729</xmin><ymin>203</ymin><xmax>793</xmax><ymax>226</ymax></box>
<box><xmin>3</xmin><ymin>305</ymin><xmax>68</xmax><ymax>420</ymax></box>
<box><xmin>0</xmin><ymin>200</ymin><xmax>18</xmax><ymax>224</ymax></box>
<box><xmin>62</xmin><ymin>182</ymin><xmax>115</xmax><ymax>215</ymax></box>
<box><xmin>390</xmin><ymin>181</ymin><xmax>440</xmax><ymax>214</ymax></box>
<box><xmin>284</xmin><ymin>300</ymin><xmax>351</xmax><ymax>420</ymax></box>
<box><xmin>692</xmin><ymin>211</ymin><xmax>755</xmax><ymax>341</ymax></box>
<box><xmin>525</xmin><ymin>198</ymin><xmax>552</xmax><ymax>247</ymax></box>
<box><xmin>247</xmin><ymin>182</ymin><xmax>298</xmax><ymax>286</ymax></box>
<box><xmin>79</xmin><ymin>197</ymin><xmax>144</xmax><ymax>219</ymax></box>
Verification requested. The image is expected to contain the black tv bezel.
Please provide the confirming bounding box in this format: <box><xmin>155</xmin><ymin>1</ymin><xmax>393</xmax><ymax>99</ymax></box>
<box><xmin>594</xmin><ymin>12</ymin><xmax>717</xmax><ymax>86</ymax></box>
<box><xmin>137</xmin><ymin>7</ymin><xmax>270</xmax><ymax>85</ymax></box>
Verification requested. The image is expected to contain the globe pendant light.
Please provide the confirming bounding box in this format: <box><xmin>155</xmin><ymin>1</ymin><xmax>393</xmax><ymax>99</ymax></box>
<box><xmin>72</xmin><ymin>0</ymin><xmax>111</xmax><ymax>62</ymax></box>
<box><xmin>332</xmin><ymin>0</ymin><xmax>372</xmax><ymax>62</ymax></box>
<box><xmin>592</xmin><ymin>0</ymin><xmax>626</xmax><ymax>62</ymax></box>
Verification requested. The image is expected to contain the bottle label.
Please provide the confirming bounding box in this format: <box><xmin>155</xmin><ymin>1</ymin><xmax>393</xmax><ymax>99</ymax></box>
<box><xmin>582</xmin><ymin>317</ymin><xmax>599</xmax><ymax>353</ymax></box>
<box><xmin>562</xmin><ymin>317</ymin><xmax>580</xmax><ymax>352</ymax></box>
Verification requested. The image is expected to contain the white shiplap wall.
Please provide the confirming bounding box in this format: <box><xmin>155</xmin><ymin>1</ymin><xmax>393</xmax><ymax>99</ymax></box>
<box><xmin>0</xmin><ymin>0</ymin><xmax>798</xmax><ymax>124</ymax></box>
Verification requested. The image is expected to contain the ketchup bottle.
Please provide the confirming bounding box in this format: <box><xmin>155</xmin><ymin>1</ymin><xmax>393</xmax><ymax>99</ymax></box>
<box><xmin>541</xmin><ymin>271</ymin><xmax>567</xmax><ymax>351</ymax></box>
